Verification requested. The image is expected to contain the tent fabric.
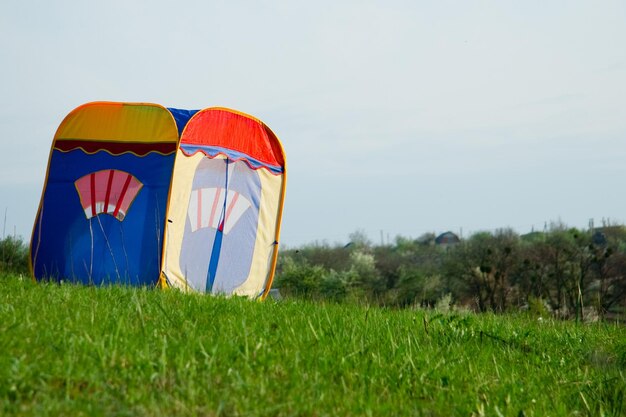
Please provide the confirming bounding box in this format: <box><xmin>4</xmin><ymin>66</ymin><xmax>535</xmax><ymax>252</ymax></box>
<box><xmin>54</xmin><ymin>102</ymin><xmax>179</xmax><ymax>146</ymax></box>
<box><xmin>30</xmin><ymin>102</ymin><xmax>286</xmax><ymax>298</ymax></box>
<box><xmin>167</xmin><ymin>107</ymin><xmax>199</xmax><ymax>137</ymax></box>
<box><xmin>31</xmin><ymin>102</ymin><xmax>178</xmax><ymax>286</ymax></box>
<box><xmin>180</xmin><ymin>108</ymin><xmax>285</xmax><ymax>168</ymax></box>
<box><xmin>161</xmin><ymin>108</ymin><xmax>286</xmax><ymax>297</ymax></box>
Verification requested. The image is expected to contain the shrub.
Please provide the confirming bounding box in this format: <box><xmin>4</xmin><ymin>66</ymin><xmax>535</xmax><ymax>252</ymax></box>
<box><xmin>273</xmin><ymin>256</ymin><xmax>325</xmax><ymax>298</ymax></box>
<box><xmin>319</xmin><ymin>269</ymin><xmax>349</xmax><ymax>301</ymax></box>
<box><xmin>0</xmin><ymin>236</ymin><xmax>29</xmax><ymax>275</ymax></box>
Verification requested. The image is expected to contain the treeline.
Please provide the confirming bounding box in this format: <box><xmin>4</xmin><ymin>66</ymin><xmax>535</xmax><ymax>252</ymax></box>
<box><xmin>274</xmin><ymin>225</ymin><xmax>626</xmax><ymax>320</ymax></box>
<box><xmin>4</xmin><ymin>226</ymin><xmax>625</xmax><ymax>319</ymax></box>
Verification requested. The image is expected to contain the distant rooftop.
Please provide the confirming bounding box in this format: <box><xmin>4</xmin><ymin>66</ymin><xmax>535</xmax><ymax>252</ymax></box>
<box><xmin>435</xmin><ymin>231</ymin><xmax>460</xmax><ymax>245</ymax></box>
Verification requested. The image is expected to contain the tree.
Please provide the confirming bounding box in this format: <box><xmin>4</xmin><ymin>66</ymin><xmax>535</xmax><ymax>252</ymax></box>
<box><xmin>348</xmin><ymin>230</ymin><xmax>372</xmax><ymax>250</ymax></box>
<box><xmin>444</xmin><ymin>229</ymin><xmax>519</xmax><ymax>312</ymax></box>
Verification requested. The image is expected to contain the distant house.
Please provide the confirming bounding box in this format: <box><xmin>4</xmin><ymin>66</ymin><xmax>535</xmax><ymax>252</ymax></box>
<box><xmin>591</xmin><ymin>230</ymin><xmax>607</xmax><ymax>246</ymax></box>
<box><xmin>592</xmin><ymin>225</ymin><xmax>626</xmax><ymax>245</ymax></box>
<box><xmin>435</xmin><ymin>231</ymin><xmax>460</xmax><ymax>246</ymax></box>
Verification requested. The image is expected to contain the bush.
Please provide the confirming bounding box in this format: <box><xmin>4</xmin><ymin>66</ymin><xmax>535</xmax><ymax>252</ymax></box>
<box><xmin>527</xmin><ymin>296</ymin><xmax>551</xmax><ymax>318</ymax></box>
<box><xmin>0</xmin><ymin>236</ymin><xmax>29</xmax><ymax>275</ymax></box>
<box><xmin>389</xmin><ymin>267</ymin><xmax>444</xmax><ymax>307</ymax></box>
<box><xmin>319</xmin><ymin>269</ymin><xmax>349</xmax><ymax>301</ymax></box>
<box><xmin>345</xmin><ymin>250</ymin><xmax>385</xmax><ymax>300</ymax></box>
<box><xmin>273</xmin><ymin>256</ymin><xmax>325</xmax><ymax>298</ymax></box>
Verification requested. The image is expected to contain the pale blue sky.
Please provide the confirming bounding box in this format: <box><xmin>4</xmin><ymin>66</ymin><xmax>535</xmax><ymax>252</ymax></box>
<box><xmin>1</xmin><ymin>1</ymin><xmax>625</xmax><ymax>246</ymax></box>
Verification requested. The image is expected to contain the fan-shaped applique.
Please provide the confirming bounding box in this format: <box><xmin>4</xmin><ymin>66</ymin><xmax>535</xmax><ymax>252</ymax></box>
<box><xmin>187</xmin><ymin>187</ymin><xmax>251</xmax><ymax>234</ymax></box>
<box><xmin>74</xmin><ymin>169</ymin><xmax>143</xmax><ymax>221</ymax></box>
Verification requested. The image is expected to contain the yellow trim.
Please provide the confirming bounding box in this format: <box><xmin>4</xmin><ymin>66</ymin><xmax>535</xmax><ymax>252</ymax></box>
<box><xmin>259</xmin><ymin>124</ymin><xmax>287</xmax><ymax>300</ymax></box>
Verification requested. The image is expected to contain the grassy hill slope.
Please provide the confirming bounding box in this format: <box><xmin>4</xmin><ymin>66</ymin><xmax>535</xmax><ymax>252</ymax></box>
<box><xmin>1</xmin><ymin>274</ymin><xmax>624</xmax><ymax>416</ymax></box>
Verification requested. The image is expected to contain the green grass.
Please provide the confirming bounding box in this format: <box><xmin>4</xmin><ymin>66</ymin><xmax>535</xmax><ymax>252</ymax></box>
<box><xmin>1</xmin><ymin>273</ymin><xmax>624</xmax><ymax>416</ymax></box>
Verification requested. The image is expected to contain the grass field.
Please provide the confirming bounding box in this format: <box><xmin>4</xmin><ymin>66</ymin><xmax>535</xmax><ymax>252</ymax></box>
<box><xmin>1</xmin><ymin>273</ymin><xmax>624</xmax><ymax>416</ymax></box>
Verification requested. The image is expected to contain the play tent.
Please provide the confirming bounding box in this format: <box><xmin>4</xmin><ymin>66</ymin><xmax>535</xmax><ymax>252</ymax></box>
<box><xmin>30</xmin><ymin>102</ymin><xmax>286</xmax><ymax>298</ymax></box>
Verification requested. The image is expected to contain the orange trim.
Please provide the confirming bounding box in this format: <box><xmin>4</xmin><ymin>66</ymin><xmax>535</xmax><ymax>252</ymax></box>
<box><xmin>260</xmin><ymin>124</ymin><xmax>287</xmax><ymax>300</ymax></box>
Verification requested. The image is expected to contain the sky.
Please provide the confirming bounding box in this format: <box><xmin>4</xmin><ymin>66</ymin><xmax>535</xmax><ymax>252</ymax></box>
<box><xmin>1</xmin><ymin>1</ymin><xmax>625</xmax><ymax>247</ymax></box>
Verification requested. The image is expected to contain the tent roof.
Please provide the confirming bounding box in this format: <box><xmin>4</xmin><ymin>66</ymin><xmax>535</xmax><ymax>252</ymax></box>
<box><xmin>180</xmin><ymin>108</ymin><xmax>285</xmax><ymax>170</ymax></box>
<box><xmin>53</xmin><ymin>102</ymin><xmax>179</xmax><ymax>156</ymax></box>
